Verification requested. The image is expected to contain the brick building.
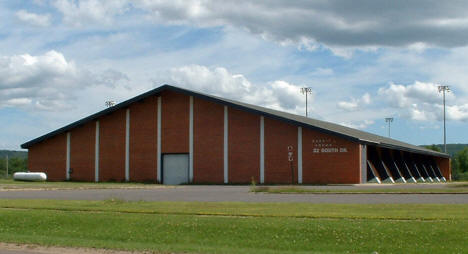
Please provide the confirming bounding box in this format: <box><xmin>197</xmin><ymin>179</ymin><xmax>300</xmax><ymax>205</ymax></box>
<box><xmin>21</xmin><ymin>85</ymin><xmax>451</xmax><ymax>184</ymax></box>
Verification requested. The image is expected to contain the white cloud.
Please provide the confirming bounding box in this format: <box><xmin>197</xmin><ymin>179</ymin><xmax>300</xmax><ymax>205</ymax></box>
<box><xmin>160</xmin><ymin>64</ymin><xmax>307</xmax><ymax>114</ymax></box>
<box><xmin>377</xmin><ymin>81</ymin><xmax>468</xmax><ymax>122</ymax></box>
<box><xmin>42</xmin><ymin>1</ymin><xmax>468</xmax><ymax>55</ymax></box>
<box><xmin>337</xmin><ymin>92</ymin><xmax>371</xmax><ymax>111</ymax></box>
<box><xmin>340</xmin><ymin>120</ymin><xmax>374</xmax><ymax>130</ymax></box>
<box><xmin>447</xmin><ymin>104</ymin><xmax>468</xmax><ymax>121</ymax></box>
<box><xmin>337</xmin><ymin>100</ymin><xmax>358</xmax><ymax>111</ymax></box>
<box><xmin>310</xmin><ymin>67</ymin><xmax>334</xmax><ymax>76</ymax></box>
<box><xmin>15</xmin><ymin>10</ymin><xmax>51</xmax><ymax>27</ymax></box>
<box><xmin>132</xmin><ymin>1</ymin><xmax>468</xmax><ymax>53</ymax></box>
<box><xmin>0</xmin><ymin>50</ymin><xmax>128</xmax><ymax>111</ymax></box>
<box><xmin>53</xmin><ymin>0</ymin><xmax>129</xmax><ymax>26</ymax></box>
<box><xmin>165</xmin><ymin>65</ymin><xmax>252</xmax><ymax>97</ymax></box>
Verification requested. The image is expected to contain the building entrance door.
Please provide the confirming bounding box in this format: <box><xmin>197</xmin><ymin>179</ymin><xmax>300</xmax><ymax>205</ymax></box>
<box><xmin>163</xmin><ymin>154</ymin><xmax>189</xmax><ymax>185</ymax></box>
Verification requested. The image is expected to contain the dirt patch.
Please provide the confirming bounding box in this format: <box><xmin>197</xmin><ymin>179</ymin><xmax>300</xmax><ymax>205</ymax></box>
<box><xmin>0</xmin><ymin>242</ymin><xmax>158</xmax><ymax>254</ymax></box>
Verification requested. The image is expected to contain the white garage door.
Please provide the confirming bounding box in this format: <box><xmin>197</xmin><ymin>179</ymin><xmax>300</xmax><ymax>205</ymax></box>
<box><xmin>163</xmin><ymin>154</ymin><xmax>189</xmax><ymax>185</ymax></box>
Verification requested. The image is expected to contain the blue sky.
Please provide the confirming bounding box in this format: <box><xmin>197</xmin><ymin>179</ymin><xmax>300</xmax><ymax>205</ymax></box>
<box><xmin>1</xmin><ymin>0</ymin><xmax>468</xmax><ymax>150</ymax></box>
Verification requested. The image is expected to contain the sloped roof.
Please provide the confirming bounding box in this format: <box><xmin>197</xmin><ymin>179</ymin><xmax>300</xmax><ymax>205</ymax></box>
<box><xmin>21</xmin><ymin>85</ymin><xmax>449</xmax><ymax>158</ymax></box>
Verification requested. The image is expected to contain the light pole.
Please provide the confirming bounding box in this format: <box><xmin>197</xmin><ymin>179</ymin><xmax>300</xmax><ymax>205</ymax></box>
<box><xmin>5</xmin><ymin>155</ymin><xmax>8</xmax><ymax>178</ymax></box>
<box><xmin>385</xmin><ymin>117</ymin><xmax>393</xmax><ymax>138</ymax></box>
<box><xmin>300</xmin><ymin>87</ymin><xmax>313</xmax><ymax>117</ymax></box>
<box><xmin>438</xmin><ymin>85</ymin><xmax>450</xmax><ymax>153</ymax></box>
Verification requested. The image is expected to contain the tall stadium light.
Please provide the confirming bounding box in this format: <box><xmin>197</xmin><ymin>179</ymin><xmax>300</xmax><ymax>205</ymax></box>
<box><xmin>300</xmin><ymin>87</ymin><xmax>313</xmax><ymax>117</ymax></box>
<box><xmin>385</xmin><ymin>117</ymin><xmax>394</xmax><ymax>138</ymax></box>
<box><xmin>438</xmin><ymin>85</ymin><xmax>450</xmax><ymax>153</ymax></box>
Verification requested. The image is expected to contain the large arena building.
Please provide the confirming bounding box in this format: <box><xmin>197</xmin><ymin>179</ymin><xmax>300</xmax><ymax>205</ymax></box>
<box><xmin>21</xmin><ymin>85</ymin><xmax>451</xmax><ymax>184</ymax></box>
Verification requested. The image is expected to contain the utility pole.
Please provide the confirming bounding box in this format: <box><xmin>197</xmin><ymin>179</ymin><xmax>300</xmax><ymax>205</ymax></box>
<box><xmin>5</xmin><ymin>155</ymin><xmax>8</xmax><ymax>178</ymax></box>
<box><xmin>300</xmin><ymin>87</ymin><xmax>313</xmax><ymax>117</ymax></box>
<box><xmin>385</xmin><ymin>117</ymin><xmax>393</xmax><ymax>138</ymax></box>
<box><xmin>438</xmin><ymin>85</ymin><xmax>450</xmax><ymax>153</ymax></box>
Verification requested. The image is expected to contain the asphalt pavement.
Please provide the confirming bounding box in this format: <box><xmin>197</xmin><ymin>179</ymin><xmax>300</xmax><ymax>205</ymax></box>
<box><xmin>0</xmin><ymin>185</ymin><xmax>467</xmax><ymax>204</ymax></box>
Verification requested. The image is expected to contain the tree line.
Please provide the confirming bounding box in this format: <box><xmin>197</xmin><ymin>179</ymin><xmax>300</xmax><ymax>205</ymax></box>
<box><xmin>0</xmin><ymin>157</ymin><xmax>28</xmax><ymax>178</ymax></box>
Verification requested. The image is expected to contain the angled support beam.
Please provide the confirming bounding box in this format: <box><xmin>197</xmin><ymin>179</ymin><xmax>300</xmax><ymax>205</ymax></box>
<box><xmin>401</xmin><ymin>161</ymin><xmax>417</xmax><ymax>183</ymax></box>
<box><xmin>381</xmin><ymin>161</ymin><xmax>395</xmax><ymax>183</ymax></box>
<box><xmin>392</xmin><ymin>161</ymin><xmax>407</xmax><ymax>183</ymax></box>
<box><xmin>366</xmin><ymin>160</ymin><xmax>381</xmax><ymax>184</ymax></box>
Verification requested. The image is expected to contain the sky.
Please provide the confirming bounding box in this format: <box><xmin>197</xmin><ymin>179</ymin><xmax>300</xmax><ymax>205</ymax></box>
<box><xmin>1</xmin><ymin>0</ymin><xmax>468</xmax><ymax>150</ymax></box>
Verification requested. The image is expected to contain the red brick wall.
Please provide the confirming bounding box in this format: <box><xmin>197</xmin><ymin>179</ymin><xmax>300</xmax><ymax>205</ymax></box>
<box><xmin>129</xmin><ymin>97</ymin><xmax>158</xmax><ymax>182</ymax></box>
<box><xmin>302</xmin><ymin>128</ymin><xmax>360</xmax><ymax>184</ymax></box>
<box><xmin>229</xmin><ymin>108</ymin><xmax>260</xmax><ymax>183</ymax></box>
<box><xmin>193</xmin><ymin>98</ymin><xmax>224</xmax><ymax>183</ymax></box>
<box><xmin>161</xmin><ymin>91</ymin><xmax>189</xmax><ymax>153</ymax></box>
<box><xmin>264</xmin><ymin>117</ymin><xmax>298</xmax><ymax>184</ymax></box>
<box><xmin>31</xmin><ymin>89</ymin><xmax>455</xmax><ymax>185</ymax></box>
<box><xmin>70</xmin><ymin>122</ymin><xmax>95</xmax><ymax>181</ymax></box>
<box><xmin>436</xmin><ymin>157</ymin><xmax>451</xmax><ymax>180</ymax></box>
<box><xmin>99</xmin><ymin>109</ymin><xmax>126</xmax><ymax>181</ymax></box>
<box><xmin>28</xmin><ymin>134</ymin><xmax>66</xmax><ymax>181</ymax></box>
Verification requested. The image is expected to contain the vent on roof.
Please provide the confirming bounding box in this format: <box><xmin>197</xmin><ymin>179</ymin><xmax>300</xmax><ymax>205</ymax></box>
<box><xmin>105</xmin><ymin>101</ymin><xmax>116</xmax><ymax>108</ymax></box>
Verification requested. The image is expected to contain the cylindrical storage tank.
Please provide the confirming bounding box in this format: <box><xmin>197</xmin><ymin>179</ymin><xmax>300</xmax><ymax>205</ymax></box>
<box><xmin>13</xmin><ymin>172</ymin><xmax>47</xmax><ymax>181</ymax></box>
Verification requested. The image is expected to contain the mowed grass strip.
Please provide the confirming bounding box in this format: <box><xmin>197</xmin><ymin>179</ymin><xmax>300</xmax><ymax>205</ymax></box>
<box><xmin>0</xmin><ymin>179</ymin><xmax>162</xmax><ymax>190</ymax></box>
<box><xmin>1</xmin><ymin>199</ymin><xmax>468</xmax><ymax>220</ymax></box>
<box><xmin>251</xmin><ymin>184</ymin><xmax>468</xmax><ymax>194</ymax></box>
<box><xmin>0</xmin><ymin>203</ymin><xmax>467</xmax><ymax>254</ymax></box>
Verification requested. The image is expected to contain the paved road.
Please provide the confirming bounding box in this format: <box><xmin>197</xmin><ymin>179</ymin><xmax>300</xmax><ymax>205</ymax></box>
<box><xmin>1</xmin><ymin>185</ymin><xmax>467</xmax><ymax>204</ymax></box>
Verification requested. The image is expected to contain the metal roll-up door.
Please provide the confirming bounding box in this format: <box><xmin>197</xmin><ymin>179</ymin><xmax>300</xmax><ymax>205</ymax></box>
<box><xmin>163</xmin><ymin>154</ymin><xmax>189</xmax><ymax>185</ymax></box>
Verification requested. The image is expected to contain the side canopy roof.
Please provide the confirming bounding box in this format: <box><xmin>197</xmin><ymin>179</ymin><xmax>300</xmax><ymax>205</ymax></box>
<box><xmin>21</xmin><ymin>85</ymin><xmax>449</xmax><ymax>158</ymax></box>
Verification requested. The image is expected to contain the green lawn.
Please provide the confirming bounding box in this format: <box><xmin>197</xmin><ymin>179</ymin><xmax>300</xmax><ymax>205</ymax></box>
<box><xmin>0</xmin><ymin>179</ymin><xmax>163</xmax><ymax>190</ymax></box>
<box><xmin>0</xmin><ymin>200</ymin><xmax>467</xmax><ymax>253</ymax></box>
<box><xmin>3</xmin><ymin>178</ymin><xmax>468</xmax><ymax>194</ymax></box>
<box><xmin>251</xmin><ymin>183</ymin><xmax>468</xmax><ymax>194</ymax></box>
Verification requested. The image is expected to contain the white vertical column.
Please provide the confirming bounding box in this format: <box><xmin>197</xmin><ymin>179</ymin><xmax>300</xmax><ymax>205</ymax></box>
<box><xmin>189</xmin><ymin>96</ymin><xmax>194</xmax><ymax>182</ymax></box>
<box><xmin>297</xmin><ymin>127</ymin><xmax>302</xmax><ymax>184</ymax></box>
<box><xmin>360</xmin><ymin>145</ymin><xmax>367</xmax><ymax>183</ymax></box>
<box><xmin>260</xmin><ymin>116</ymin><xmax>265</xmax><ymax>184</ymax></box>
<box><xmin>224</xmin><ymin>106</ymin><xmax>229</xmax><ymax>184</ymax></box>
<box><xmin>66</xmin><ymin>132</ymin><xmax>71</xmax><ymax>180</ymax></box>
<box><xmin>95</xmin><ymin>121</ymin><xmax>100</xmax><ymax>182</ymax></box>
<box><xmin>125</xmin><ymin>108</ymin><xmax>130</xmax><ymax>182</ymax></box>
<box><xmin>157</xmin><ymin>96</ymin><xmax>162</xmax><ymax>183</ymax></box>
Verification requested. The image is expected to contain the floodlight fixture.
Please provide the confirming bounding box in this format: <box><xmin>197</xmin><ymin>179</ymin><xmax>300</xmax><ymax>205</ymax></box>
<box><xmin>300</xmin><ymin>87</ymin><xmax>313</xmax><ymax>117</ymax></box>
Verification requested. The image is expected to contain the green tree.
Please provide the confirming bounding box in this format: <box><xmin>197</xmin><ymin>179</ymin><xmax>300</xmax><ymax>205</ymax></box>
<box><xmin>425</xmin><ymin>144</ymin><xmax>442</xmax><ymax>152</ymax></box>
<box><xmin>452</xmin><ymin>147</ymin><xmax>468</xmax><ymax>180</ymax></box>
<box><xmin>455</xmin><ymin>148</ymin><xmax>468</xmax><ymax>172</ymax></box>
<box><xmin>0</xmin><ymin>158</ymin><xmax>5</xmax><ymax>177</ymax></box>
<box><xmin>0</xmin><ymin>157</ymin><xmax>28</xmax><ymax>178</ymax></box>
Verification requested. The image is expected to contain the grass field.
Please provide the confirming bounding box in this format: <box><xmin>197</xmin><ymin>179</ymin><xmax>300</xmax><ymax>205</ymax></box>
<box><xmin>0</xmin><ymin>200</ymin><xmax>467</xmax><ymax>253</ymax></box>
<box><xmin>3</xmin><ymin>179</ymin><xmax>468</xmax><ymax>194</ymax></box>
<box><xmin>0</xmin><ymin>179</ymin><xmax>163</xmax><ymax>190</ymax></box>
<box><xmin>251</xmin><ymin>183</ymin><xmax>468</xmax><ymax>194</ymax></box>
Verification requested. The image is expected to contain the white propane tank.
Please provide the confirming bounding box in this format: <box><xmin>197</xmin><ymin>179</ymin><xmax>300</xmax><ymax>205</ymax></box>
<box><xmin>13</xmin><ymin>172</ymin><xmax>47</xmax><ymax>181</ymax></box>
